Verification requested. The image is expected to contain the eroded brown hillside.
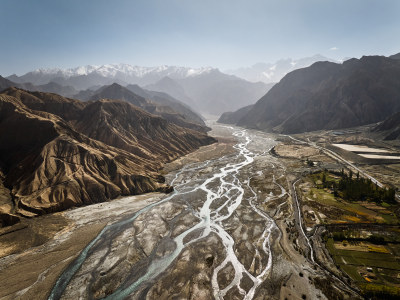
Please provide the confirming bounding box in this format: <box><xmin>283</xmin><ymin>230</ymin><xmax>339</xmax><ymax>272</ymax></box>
<box><xmin>0</xmin><ymin>90</ymin><xmax>215</xmax><ymax>224</ymax></box>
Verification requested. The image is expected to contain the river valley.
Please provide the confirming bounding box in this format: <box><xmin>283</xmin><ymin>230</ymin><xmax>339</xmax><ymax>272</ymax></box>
<box><xmin>0</xmin><ymin>123</ymin><xmax>359</xmax><ymax>300</ymax></box>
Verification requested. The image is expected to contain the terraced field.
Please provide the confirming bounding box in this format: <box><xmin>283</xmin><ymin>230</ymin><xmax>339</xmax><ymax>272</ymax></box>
<box><xmin>326</xmin><ymin>237</ymin><xmax>400</xmax><ymax>298</ymax></box>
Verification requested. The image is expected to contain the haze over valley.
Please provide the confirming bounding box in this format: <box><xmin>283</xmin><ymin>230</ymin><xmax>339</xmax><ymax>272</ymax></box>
<box><xmin>1</xmin><ymin>1</ymin><xmax>400</xmax><ymax>299</ymax></box>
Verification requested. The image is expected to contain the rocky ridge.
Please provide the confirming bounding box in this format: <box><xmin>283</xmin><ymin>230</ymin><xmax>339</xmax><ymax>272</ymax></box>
<box><xmin>0</xmin><ymin>89</ymin><xmax>215</xmax><ymax>225</ymax></box>
<box><xmin>89</xmin><ymin>83</ymin><xmax>208</xmax><ymax>132</ymax></box>
<box><xmin>220</xmin><ymin>55</ymin><xmax>400</xmax><ymax>134</ymax></box>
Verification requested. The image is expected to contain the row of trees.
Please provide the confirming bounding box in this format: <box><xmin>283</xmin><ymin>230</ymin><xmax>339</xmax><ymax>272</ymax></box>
<box><xmin>318</xmin><ymin>169</ymin><xmax>396</xmax><ymax>204</ymax></box>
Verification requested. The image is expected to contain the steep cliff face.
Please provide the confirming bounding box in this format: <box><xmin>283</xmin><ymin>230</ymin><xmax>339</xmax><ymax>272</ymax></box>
<box><xmin>0</xmin><ymin>90</ymin><xmax>215</xmax><ymax>222</ymax></box>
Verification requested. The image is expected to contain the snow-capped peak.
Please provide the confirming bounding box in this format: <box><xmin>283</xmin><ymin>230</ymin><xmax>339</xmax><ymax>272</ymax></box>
<box><xmin>30</xmin><ymin>64</ymin><xmax>216</xmax><ymax>79</ymax></box>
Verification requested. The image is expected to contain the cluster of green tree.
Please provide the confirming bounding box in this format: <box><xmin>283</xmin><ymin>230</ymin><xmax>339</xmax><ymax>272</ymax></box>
<box><xmin>317</xmin><ymin>169</ymin><xmax>396</xmax><ymax>204</ymax></box>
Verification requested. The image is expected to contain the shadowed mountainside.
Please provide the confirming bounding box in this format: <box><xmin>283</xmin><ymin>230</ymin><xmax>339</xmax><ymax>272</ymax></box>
<box><xmin>217</xmin><ymin>105</ymin><xmax>254</xmax><ymax>125</ymax></box>
<box><xmin>373</xmin><ymin>111</ymin><xmax>400</xmax><ymax>140</ymax></box>
<box><xmin>390</xmin><ymin>52</ymin><xmax>400</xmax><ymax>60</ymax></box>
<box><xmin>90</xmin><ymin>82</ymin><xmax>147</xmax><ymax>107</ymax></box>
<box><xmin>0</xmin><ymin>75</ymin><xmax>17</xmax><ymax>91</ymax></box>
<box><xmin>1</xmin><ymin>77</ymin><xmax>207</xmax><ymax>132</ymax></box>
<box><xmin>89</xmin><ymin>83</ymin><xmax>208</xmax><ymax>132</ymax></box>
<box><xmin>74</xmin><ymin>99</ymin><xmax>214</xmax><ymax>161</ymax></box>
<box><xmin>125</xmin><ymin>84</ymin><xmax>205</xmax><ymax>126</ymax></box>
<box><xmin>73</xmin><ymin>82</ymin><xmax>205</xmax><ymax>128</ymax></box>
<box><xmin>0</xmin><ymin>89</ymin><xmax>215</xmax><ymax>225</ymax></box>
<box><xmin>220</xmin><ymin>55</ymin><xmax>400</xmax><ymax>134</ymax></box>
<box><xmin>2</xmin><ymin>87</ymin><xmax>85</xmax><ymax>121</ymax></box>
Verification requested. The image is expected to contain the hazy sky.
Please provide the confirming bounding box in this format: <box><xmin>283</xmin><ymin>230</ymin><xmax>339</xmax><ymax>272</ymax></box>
<box><xmin>1</xmin><ymin>0</ymin><xmax>399</xmax><ymax>75</ymax></box>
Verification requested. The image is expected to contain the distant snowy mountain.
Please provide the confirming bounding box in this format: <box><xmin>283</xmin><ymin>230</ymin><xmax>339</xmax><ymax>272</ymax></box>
<box><xmin>38</xmin><ymin>64</ymin><xmax>215</xmax><ymax>78</ymax></box>
<box><xmin>226</xmin><ymin>54</ymin><xmax>339</xmax><ymax>83</ymax></box>
<box><xmin>6</xmin><ymin>64</ymin><xmax>271</xmax><ymax>115</ymax></box>
<box><xmin>8</xmin><ymin>64</ymin><xmax>216</xmax><ymax>87</ymax></box>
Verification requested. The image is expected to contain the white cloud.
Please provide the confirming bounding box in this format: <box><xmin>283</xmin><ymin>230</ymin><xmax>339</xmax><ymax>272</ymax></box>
<box><xmin>329</xmin><ymin>47</ymin><xmax>339</xmax><ymax>51</ymax></box>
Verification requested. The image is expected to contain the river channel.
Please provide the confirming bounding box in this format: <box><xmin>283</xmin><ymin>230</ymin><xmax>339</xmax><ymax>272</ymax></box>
<box><xmin>48</xmin><ymin>125</ymin><xmax>296</xmax><ymax>299</ymax></box>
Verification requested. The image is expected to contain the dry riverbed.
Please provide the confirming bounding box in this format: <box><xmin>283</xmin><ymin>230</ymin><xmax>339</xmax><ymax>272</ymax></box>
<box><xmin>0</xmin><ymin>194</ymin><xmax>166</xmax><ymax>300</ymax></box>
<box><xmin>0</xmin><ymin>124</ymin><xmax>363</xmax><ymax>300</ymax></box>
<box><xmin>0</xmin><ymin>127</ymin><xmax>237</xmax><ymax>300</ymax></box>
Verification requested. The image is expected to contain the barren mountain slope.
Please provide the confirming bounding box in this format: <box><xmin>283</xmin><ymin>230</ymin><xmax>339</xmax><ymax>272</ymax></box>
<box><xmin>0</xmin><ymin>92</ymin><xmax>215</xmax><ymax>222</ymax></box>
<box><xmin>236</xmin><ymin>56</ymin><xmax>400</xmax><ymax>133</ymax></box>
<box><xmin>91</xmin><ymin>83</ymin><xmax>208</xmax><ymax>132</ymax></box>
<box><xmin>2</xmin><ymin>87</ymin><xmax>85</xmax><ymax>121</ymax></box>
<box><xmin>74</xmin><ymin>99</ymin><xmax>215</xmax><ymax>161</ymax></box>
<box><xmin>373</xmin><ymin>111</ymin><xmax>400</xmax><ymax>140</ymax></box>
<box><xmin>218</xmin><ymin>104</ymin><xmax>254</xmax><ymax>125</ymax></box>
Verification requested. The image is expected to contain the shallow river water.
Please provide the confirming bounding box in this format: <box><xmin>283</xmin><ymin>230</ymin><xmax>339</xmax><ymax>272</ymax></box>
<box><xmin>48</xmin><ymin>125</ymin><xmax>285</xmax><ymax>300</ymax></box>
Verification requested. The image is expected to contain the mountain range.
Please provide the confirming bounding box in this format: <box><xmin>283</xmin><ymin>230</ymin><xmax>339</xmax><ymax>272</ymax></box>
<box><xmin>6</xmin><ymin>64</ymin><xmax>272</xmax><ymax>115</ymax></box>
<box><xmin>219</xmin><ymin>54</ymin><xmax>400</xmax><ymax>134</ymax></box>
<box><xmin>146</xmin><ymin>71</ymin><xmax>273</xmax><ymax>115</ymax></box>
<box><xmin>7</xmin><ymin>65</ymin><xmax>215</xmax><ymax>87</ymax></box>
<box><xmin>0</xmin><ymin>87</ymin><xmax>215</xmax><ymax>226</ymax></box>
<box><xmin>7</xmin><ymin>56</ymin><xmax>343</xmax><ymax>115</ymax></box>
<box><xmin>88</xmin><ymin>83</ymin><xmax>208</xmax><ymax>132</ymax></box>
